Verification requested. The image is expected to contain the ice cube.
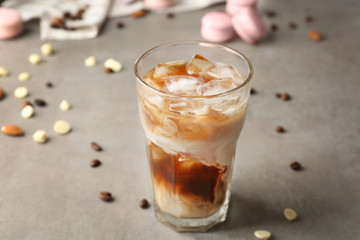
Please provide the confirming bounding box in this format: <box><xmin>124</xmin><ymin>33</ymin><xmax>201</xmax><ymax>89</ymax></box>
<box><xmin>188</xmin><ymin>54</ymin><xmax>216</xmax><ymax>74</ymax></box>
<box><xmin>164</xmin><ymin>76</ymin><xmax>201</xmax><ymax>95</ymax></box>
<box><xmin>198</xmin><ymin>78</ymin><xmax>237</xmax><ymax>96</ymax></box>
<box><xmin>153</xmin><ymin>63</ymin><xmax>179</xmax><ymax>79</ymax></box>
<box><xmin>206</xmin><ymin>64</ymin><xmax>243</xmax><ymax>85</ymax></box>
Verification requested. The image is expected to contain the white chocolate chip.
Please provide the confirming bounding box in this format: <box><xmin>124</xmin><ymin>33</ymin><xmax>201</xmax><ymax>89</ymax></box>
<box><xmin>0</xmin><ymin>66</ymin><xmax>9</xmax><ymax>77</ymax></box>
<box><xmin>29</xmin><ymin>54</ymin><xmax>42</xmax><ymax>65</ymax></box>
<box><xmin>53</xmin><ymin>120</ymin><xmax>71</xmax><ymax>135</ymax></box>
<box><xmin>14</xmin><ymin>87</ymin><xmax>29</xmax><ymax>99</ymax></box>
<box><xmin>254</xmin><ymin>230</ymin><xmax>271</xmax><ymax>240</ymax></box>
<box><xmin>60</xmin><ymin>99</ymin><xmax>71</xmax><ymax>111</ymax></box>
<box><xmin>33</xmin><ymin>130</ymin><xmax>47</xmax><ymax>143</ymax></box>
<box><xmin>41</xmin><ymin>43</ymin><xmax>53</xmax><ymax>56</ymax></box>
<box><xmin>104</xmin><ymin>58</ymin><xmax>122</xmax><ymax>72</ymax></box>
<box><xmin>21</xmin><ymin>105</ymin><xmax>34</xmax><ymax>118</ymax></box>
<box><xmin>85</xmin><ymin>56</ymin><xmax>97</xmax><ymax>67</ymax></box>
<box><xmin>284</xmin><ymin>208</ymin><xmax>298</xmax><ymax>221</ymax></box>
<box><xmin>18</xmin><ymin>72</ymin><xmax>31</xmax><ymax>81</ymax></box>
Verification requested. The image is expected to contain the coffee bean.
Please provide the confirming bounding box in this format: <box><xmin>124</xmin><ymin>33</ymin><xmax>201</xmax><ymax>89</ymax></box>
<box><xmin>117</xmin><ymin>22</ymin><xmax>125</xmax><ymax>28</ymax></box>
<box><xmin>288</xmin><ymin>22</ymin><xmax>297</xmax><ymax>29</ymax></box>
<box><xmin>290</xmin><ymin>161</ymin><xmax>302</xmax><ymax>171</ymax></box>
<box><xmin>271</xmin><ymin>24</ymin><xmax>278</xmax><ymax>31</ymax></box>
<box><xmin>139</xmin><ymin>199</ymin><xmax>150</xmax><ymax>209</ymax></box>
<box><xmin>250</xmin><ymin>88</ymin><xmax>256</xmax><ymax>95</ymax></box>
<box><xmin>266</xmin><ymin>10</ymin><xmax>276</xmax><ymax>17</ymax></box>
<box><xmin>0</xmin><ymin>87</ymin><xmax>4</xmax><ymax>100</ymax></box>
<box><xmin>90</xmin><ymin>159</ymin><xmax>102</xmax><ymax>167</ymax></box>
<box><xmin>63</xmin><ymin>11</ymin><xmax>71</xmax><ymax>19</ymax></box>
<box><xmin>104</xmin><ymin>67</ymin><xmax>113</xmax><ymax>73</ymax></box>
<box><xmin>276</xmin><ymin>126</ymin><xmax>285</xmax><ymax>133</ymax></box>
<box><xmin>46</xmin><ymin>82</ymin><xmax>53</xmax><ymax>88</ymax></box>
<box><xmin>99</xmin><ymin>191</ymin><xmax>112</xmax><ymax>202</ymax></box>
<box><xmin>275</xmin><ymin>93</ymin><xmax>282</xmax><ymax>98</ymax></box>
<box><xmin>305</xmin><ymin>16</ymin><xmax>313</xmax><ymax>23</ymax></box>
<box><xmin>22</xmin><ymin>100</ymin><xmax>32</xmax><ymax>108</ymax></box>
<box><xmin>281</xmin><ymin>93</ymin><xmax>291</xmax><ymax>101</ymax></box>
<box><xmin>167</xmin><ymin>13</ymin><xmax>175</xmax><ymax>19</ymax></box>
<box><xmin>91</xmin><ymin>142</ymin><xmax>102</xmax><ymax>151</ymax></box>
<box><xmin>34</xmin><ymin>98</ymin><xmax>47</xmax><ymax>107</ymax></box>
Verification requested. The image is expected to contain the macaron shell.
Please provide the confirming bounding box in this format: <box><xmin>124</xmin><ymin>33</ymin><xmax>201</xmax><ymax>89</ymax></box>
<box><xmin>227</xmin><ymin>0</ymin><xmax>258</xmax><ymax>6</ymax></box>
<box><xmin>0</xmin><ymin>8</ymin><xmax>23</xmax><ymax>39</ymax></box>
<box><xmin>232</xmin><ymin>8</ymin><xmax>267</xmax><ymax>43</ymax></box>
<box><xmin>201</xmin><ymin>11</ymin><xmax>236</xmax><ymax>43</ymax></box>
<box><xmin>144</xmin><ymin>0</ymin><xmax>174</xmax><ymax>9</ymax></box>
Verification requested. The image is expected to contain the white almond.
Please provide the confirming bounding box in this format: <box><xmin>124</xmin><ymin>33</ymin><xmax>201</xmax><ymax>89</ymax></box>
<box><xmin>284</xmin><ymin>208</ymin><xmax>298</xmax><ymax>221</ymax></box>
<box><xmin>41</xmin><ymin>43</ymin><xmax>53</xmax><ymax>56</ymax></box>
<box><xmin>21</xmin><ymin>105</ymin><xmax>34</xmax><ymax>118</ymax></box>
<box><xmin>53</xmin><ymin>120</ymin><xmax>71</xmax><ymax>135</ymax></box>
<box><xmin>0</xmin><ymin>66</ymin><xmax>9</xmax><ymax>77</ymax></box>
<box><xmin>29</xmin><ymin>54</ymin><xmax>42</xmax><ymax>65</ymax></box>
<box><xmin>104</xmin><ymin>58</ymin><xmax>122</xmax><ymax>72</ymax></box>
<box><xmin>14</xmin><ymin>87</ymin><xmax>29</xmax><ymax>99</ymax></box>
<box><xmin>33</xmin><ymin>130</ymin><xmax>47</xmax><ymax>143</ymax></box>
<box><xmin>60</xmin><ymin>99</ymin><xmax>71</xmax><ymax>111</ymax></box>
<box><xmin>85</xmin><ymin>56</ymin><xmax>97</xmax><ymax>67</ymax></box>
<box><xmin>254</xmin><ymin>230</ymin><xmax>271</xmax><ymax>240</ymax></box>
<box><xmin>18</xmin><ymin>72</ymin><xmax>31</xmax><ymax>81</ymax></box>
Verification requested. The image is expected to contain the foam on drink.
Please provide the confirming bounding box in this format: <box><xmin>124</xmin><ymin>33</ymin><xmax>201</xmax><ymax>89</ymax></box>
<box><xmin>138</xmin><ymin>54</ymin><xmax>249</xmax><ymax>219</ymax></box>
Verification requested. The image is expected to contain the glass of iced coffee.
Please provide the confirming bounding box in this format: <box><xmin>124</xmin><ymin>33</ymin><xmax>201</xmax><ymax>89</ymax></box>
<box><xmin>135</xmin><ymin>41</ymin><xmax>253</xmax><ymax>232</ymax></box>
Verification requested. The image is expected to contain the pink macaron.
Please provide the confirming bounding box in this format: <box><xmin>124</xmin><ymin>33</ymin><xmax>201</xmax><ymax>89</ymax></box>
<box><xmin>144</xmin><ymin>0</ymin><xmax>175</xmax><ymax>9</ymax></box>
<box><xmin>232</xmin><ymin>7</ymin><xmax>267</xmax><ymax>44</ymax></box>
<box><xmin>201</xmin><ymin>11</ymin><xmax>236</xmax><ymax>43</ymax></box>
<box><xmin>0</xmin><ymin>8</ymin><xmax>23</xmax><ymax>40</ymax></box>
<box><xmin>226</xmin><ymin>0</ymin><xmax>258</xmax><ymax>16</ymax></box>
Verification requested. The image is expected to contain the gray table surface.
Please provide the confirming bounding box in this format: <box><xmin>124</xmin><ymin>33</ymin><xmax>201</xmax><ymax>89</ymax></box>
<box><xmin>1</xmin><ymin>0</ymin><xmax>359</xmax><ymax>239</ymax></box>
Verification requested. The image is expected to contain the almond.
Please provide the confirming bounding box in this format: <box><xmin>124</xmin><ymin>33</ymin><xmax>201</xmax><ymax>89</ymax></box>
<box><xmin>1</xmin><ymin>124</ymin><xmax>24</xmax><ymax>136</ymax></box>
<box><xmin>0</xmin><ymin>87</ymin><xmax>4</xmax><ymax>100</ymax></box>
<box><xmin>308</xmin><ymin>30</ymin><xmax>323</xmax><ymax>41</ymax></box>
<box><xmin>131</xmin><ymin>9</ymin><xmax>147</xmax><ymax>18</ymax></box>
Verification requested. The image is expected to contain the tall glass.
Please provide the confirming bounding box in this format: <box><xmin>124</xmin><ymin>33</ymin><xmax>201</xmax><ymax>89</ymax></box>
<box><xmin>135</xmin><ymin>41</ymin><xmax>253</xmax><ymax>232</ymax></box>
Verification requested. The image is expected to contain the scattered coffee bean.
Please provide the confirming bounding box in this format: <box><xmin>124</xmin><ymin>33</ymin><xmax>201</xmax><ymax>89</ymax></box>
<box><xmin>308</xmin><ymin>30</ymin><xmax>323</xmax><ymax>41</ymax></box>
<box><xmin>34</xmin><ymin>98</ymin><xmax>47</xmax><ymax>107</ymax></box>
<box><xmin>139</xmin><ymin>199</ymin><xmax>150</xmax><ymax>209</ymax></box>
<box><xmin>305</xmin><ymin>16</ymin><xmax>313</xmax><ymax>23</ymax></box>
<box><xmin>99</xmin><ymin>191</ymin><xmax>112</xmax><ymax>202</ymax></box>
<box><xmin>90</xmin><ymin>159</ymin><xmax>102</xmax><ymax>167</ymax></box>
<box><xmin>271</xmin><ymin>24</ymin><xmax>278</xmax><ymax>31</ymax></box>
<box><xmin>290</xmin><ymin>161</ymin><xmax>302</xmax><ymax>171</ymax></box>
<box><xmin>63</xmin><ymin>11</ymin><xmax>71</xmax><ymax>19</ymax></box>
<box><xmin>14</xmin><ymin>87</ymin><xmax>29</xmax><ymax>99</ymax></box>
<box><xmin>117</xmin><ymin>21</ymin><xmax>125</xmax><ymax>28</ymax></box>
<box><xmin>250</xmin><ymin>88</ymin><xmax>256</xmax><ymax>95</ymax></box>
<box><xmin>276</xmin><ymin>126</ymin><xmax>285</xmax><ymax>133</ymax></box>
<box><xmin>281</xmin><ymin>93</ymin><xmax>291</xmax><ymax>101</ymax></box>
<box><xmin>254</xmin><ymin>230</ymin><xmax>271</xmax><ymax>240</ymax></box>
<box><xmin>22</xmin><ymin>100</ymin><xmax>32</xmax><ymax>108</ymax></box>
<box><xmin>104</xmin><ymin>67</ymin><xmax>113</xmax><ymax>73</ymax></box>
<box><xmin>0</xmin><ymin>87</ymin><xmax>4</xmax><ymax>100</ymax></box>
<box><xmin>91</xmin><ymin>142</ymin><xmax>102</xmax><ymax>151</ymax></box>
<box><xmin>131</xmin><ymin>9</ymin><xmax>147</xmax><ymax>18</ymax></box>
<box><xmin>1</xmin><ymin>124</ymin><xmax>23</xmax><ymax>136</ymax></box>
<box><xmin>275</xmin><ymin>93</ymin><xmax>282</xmax><ymax>98</ymax></box>
<box><xmin>284</xmin><ymin>208</ymin><xmax>298</xmax><ymax>221</ymax></box>
<box><xmin>53</xmin><ymin>120</ymin><xmax>72</xmax><ymax>135</ymax></box>
<box><xmin>46</xmin><ymin>82</ymin><xmax>53</xmax><ymax>88</ymax></box>
<box><xmin>266</xmin><ymin>10</ymin><xmax>276</xmax><ymax>17</ymax></box>
<box><xmin>33</xmin><ymin>130</ymin><xmax>47</xmax><ymax>143</ymax></box>
<box><xmin>288</xmin><ymin>22</ymin><xmax>297</xmax><ymax>29</ymax></box>
<box><xmin>167</xmin><ymin>13</ymin><xmax>175</xmax><ymax>19</ymax></box>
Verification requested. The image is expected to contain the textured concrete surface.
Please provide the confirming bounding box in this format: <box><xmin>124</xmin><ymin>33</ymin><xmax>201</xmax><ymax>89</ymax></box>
<box><xmin>0</xmin><ymin>0</ymin><xmax>359</xmax><ymax>239</ymax></box>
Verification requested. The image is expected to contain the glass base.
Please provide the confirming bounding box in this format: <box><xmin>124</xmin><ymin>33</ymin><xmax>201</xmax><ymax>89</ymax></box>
<box><xmin>154</xmin><ymin>193</ymin><xmax>230</xmax><ymax>232</ymax></box>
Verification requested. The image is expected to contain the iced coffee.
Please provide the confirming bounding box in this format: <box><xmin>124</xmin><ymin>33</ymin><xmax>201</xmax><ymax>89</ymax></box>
<box><xmin>135</xmin><ymin>41</ymin><xmax>253</xmax><ymax>232</ymax></box>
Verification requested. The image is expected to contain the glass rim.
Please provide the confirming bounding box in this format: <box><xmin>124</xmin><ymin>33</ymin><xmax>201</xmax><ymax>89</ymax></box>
<box><xmin>134</xmin><ymin>40</ymin><xmax>254</xmax><ymax>99</ymax></box>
